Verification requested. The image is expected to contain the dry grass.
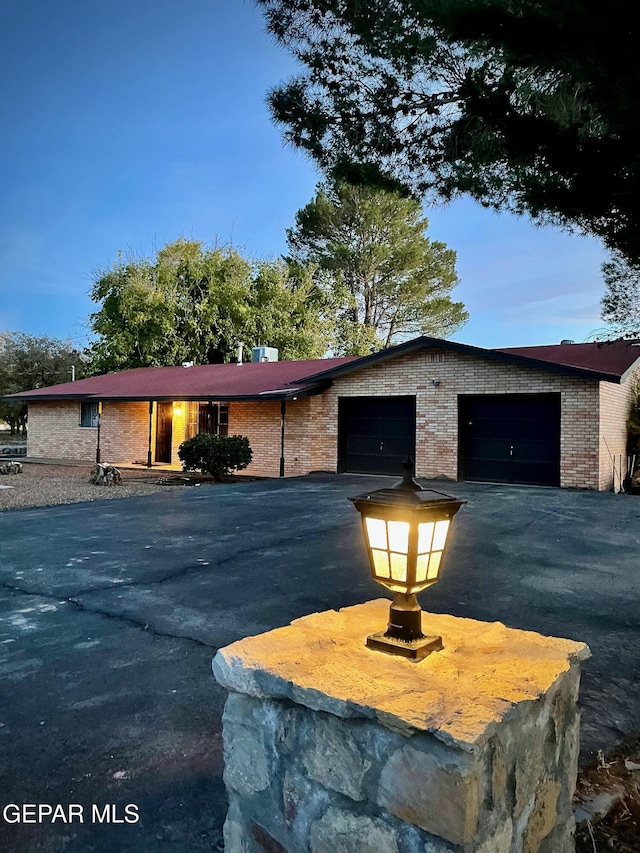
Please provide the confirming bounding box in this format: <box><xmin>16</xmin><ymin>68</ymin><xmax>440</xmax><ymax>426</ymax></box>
<box><xmin>575</xmin><ymin>735</ymin><xmax>640</xmax><ymax>852</ymax></box>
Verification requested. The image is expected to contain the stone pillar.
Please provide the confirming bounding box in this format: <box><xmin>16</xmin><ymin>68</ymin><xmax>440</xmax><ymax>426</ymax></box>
<box><xmin>213</xmin><ymin>600</ymin><xmax>590</xmax><ymax>853</ymax></box>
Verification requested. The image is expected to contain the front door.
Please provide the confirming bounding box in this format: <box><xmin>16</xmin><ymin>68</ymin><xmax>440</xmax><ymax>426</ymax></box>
<box><xmin>155</xmin><ymin>402</ymin><xmax>173</xmax><ymax>463</ymax></box>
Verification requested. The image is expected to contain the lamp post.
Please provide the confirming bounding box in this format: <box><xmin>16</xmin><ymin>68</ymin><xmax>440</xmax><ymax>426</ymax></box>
<box><xmin>350</xmin><ymin>459</ymin><xmax>465</xmax><ymax>661</ymax></box>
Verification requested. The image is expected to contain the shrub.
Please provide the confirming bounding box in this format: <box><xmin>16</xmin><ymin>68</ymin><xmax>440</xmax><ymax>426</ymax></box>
<box><xmin>178</xmin><ymin>433</ymin><xmax>252</xmax><ymax>482</ymax></box>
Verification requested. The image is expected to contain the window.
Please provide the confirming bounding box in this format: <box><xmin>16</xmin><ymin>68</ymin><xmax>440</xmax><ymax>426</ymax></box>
<box><xmin>185</xmin><ymin>402</ymin><xmax>229</xmax><ymax>440</ymax></box>
<box><xmin>218</xmin><ymin>403</ymin><xmax>228</xmax><ymax>436</ymax></box>
<box><xmin>80</xmin><ymin>402</ymin><xmax>99</xmax><ymax>428</ymax></box>
<box><xmin>186</xmin><ymin>402</ymin><xmax>199</xmax><ymax>441</ymax></box>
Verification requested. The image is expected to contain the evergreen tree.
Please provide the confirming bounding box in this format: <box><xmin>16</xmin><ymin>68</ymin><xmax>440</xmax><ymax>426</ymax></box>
<box><xmin>257</xmin><ymin>0</ymin><xmax>640</xmax><ymax>263</ymax></box>
<box><xmin>287</xmin><ymin>182</ymin><xmax>466</xmax><ymax>354</ymax></box>
<box><xmin>600</xmin><ymin>254</ymin><xmax>640</xmax><ymax>339</ymax></box>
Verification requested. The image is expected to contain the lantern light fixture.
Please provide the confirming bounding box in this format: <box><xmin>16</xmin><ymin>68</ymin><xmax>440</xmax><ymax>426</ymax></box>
<box><xmin>350</xmin><ymin>458</ymin><xmax>465</xmax><ymax>661</ymax></box>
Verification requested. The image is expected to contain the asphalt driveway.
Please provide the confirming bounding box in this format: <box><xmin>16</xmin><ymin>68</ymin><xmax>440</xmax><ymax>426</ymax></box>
<box><xmin>1</xmin><ymin>474</ymin><xmax>639</xmax><ymax>852</ymax></box>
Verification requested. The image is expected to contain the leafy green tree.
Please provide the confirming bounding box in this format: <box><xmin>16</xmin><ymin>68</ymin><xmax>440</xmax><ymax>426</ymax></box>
<box><xmin>600</xmin><ymin>254</ymin><xmax>640</xmax><ymax>339</ymax></box>
<box><xmin>0</xmin><ymin>332</ymin><xmax>84</xmax><ymax>434</ymax></box>
<box><xmin>87</xmin><ymin>239</ymin><xmax>332</xmax><ymax>373</ymax></box>
<box><xmin>178</xmin><ymin>433</ymin><xmax>252</xmax><ymax>482</ymax></box>
<box><xmin>257</xmin><ymin>0</ymin><xmax>640</xmax><ymax>263</ymax></box>
<box><xmin>244</xmin><ymin>259</ymin><xmax>335</xmax><ymax>360</ymax></box>
<box><xmin>286</xmin><ymin>181</ymin><xmax>466</xmax><ymax>353</ymax></box>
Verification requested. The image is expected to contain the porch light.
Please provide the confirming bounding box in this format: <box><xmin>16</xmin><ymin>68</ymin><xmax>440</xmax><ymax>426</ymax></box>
<box><xmin>350</xmin><ymin>458</ymin><xmax>465</xmax><ymax>661</ymax></box>
<box><xmin>173</xmin><ymin>403</ymin><xmax>183</xmax><ymax>417</ymax></box>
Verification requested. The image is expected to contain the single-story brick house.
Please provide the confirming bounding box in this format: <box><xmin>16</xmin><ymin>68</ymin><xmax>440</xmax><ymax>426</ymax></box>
<box><xmin>9</xmin><ymin>336</ymin><xmax>640</xmax><ymax>490</ymax></box>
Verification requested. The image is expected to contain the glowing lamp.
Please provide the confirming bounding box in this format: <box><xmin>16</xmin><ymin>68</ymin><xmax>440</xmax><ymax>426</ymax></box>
<box><xmin>350</xmin><ymin>458</ymin><xmax>465</xmax><ymax>661</ymax></box>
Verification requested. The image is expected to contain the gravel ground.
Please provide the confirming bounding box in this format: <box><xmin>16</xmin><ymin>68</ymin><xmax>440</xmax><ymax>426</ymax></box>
<box><xmin>0</xmin><ymin>462</ymin><xmax>181</xmax><ymax>512</ymax></box>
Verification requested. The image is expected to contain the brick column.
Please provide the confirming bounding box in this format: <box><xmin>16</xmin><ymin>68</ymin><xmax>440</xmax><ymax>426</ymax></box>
<box><xmin>213</xmin><ymin>600</ymin><xmax>590</xmax><ymax>853</ymax></box>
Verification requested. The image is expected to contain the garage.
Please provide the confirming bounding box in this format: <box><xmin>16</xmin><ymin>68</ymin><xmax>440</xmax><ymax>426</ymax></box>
<box><xmin>459</xmin><ymin>394</ymin><xmax>561</xmax><ymax>486</ymax></box>
<box><xmin>338</xmin><ymin>396</ymin><xmax>416</xmax><ymax>475</ymax></box>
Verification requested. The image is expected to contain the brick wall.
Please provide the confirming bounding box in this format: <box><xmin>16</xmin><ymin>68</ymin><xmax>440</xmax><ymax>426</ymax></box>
<box><xmin>28</xmin><ymin>401</ymin><xmax>100</xmax><ymax>461</ymax></box>
<box><xmin>282</xmin><ymin>397</ymin><xmax>313</xmax><ymax>477</ymax></box>
<box><xmin>100</xmin><ymin>401</ymin><xmax>153</xmax><ymax>463</ymax></box>
<box><xmin>227</xmin><ymin>399</ymin><xmax>311</xmax><ymax>477</ymax></box>
<box><xmin>307</xmin><ymin>349</ymin><xmax>602</xmax><ymax>490</ymax></box>
<box><xmin>28</xmin><ymin>401</ymin><xmax>155</xmax><ymax>464</ymax></box>
<box><xmin>228</xmin><ymin>401</ymin><xmax>280</xmax><ymax>476</ymax></box>
<box><xmin>23</xmin><ymin>398</ymin><xmax>318</xmax><ymax>476</ymax></box>
<box><xmin>598</xmin><ymin>369</ymin><xmax>639</xmax><ymax>490</ymax></box>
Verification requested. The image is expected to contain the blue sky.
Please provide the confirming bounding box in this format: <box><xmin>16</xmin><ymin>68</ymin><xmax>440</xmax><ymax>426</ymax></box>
<box><xmin>0</xmin><ymin>0</ymin><xmax>607</xmax><ymax>351</ymax></box>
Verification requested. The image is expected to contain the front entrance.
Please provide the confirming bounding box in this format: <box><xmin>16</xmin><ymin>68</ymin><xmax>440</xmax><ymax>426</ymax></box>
<box><xmin>459</xmin><ymin>394</ymin><xmax>561</xmax><ymax>486</ymax></box>
<box><xmin>155</xmin><ymin>402</ymin><xmax>173</xmax><ymax>463</ymax></box>
<box><xmin>338</xmin><ymin>396</ymin><xmax>416</xmax><ymax>475</ymax></box>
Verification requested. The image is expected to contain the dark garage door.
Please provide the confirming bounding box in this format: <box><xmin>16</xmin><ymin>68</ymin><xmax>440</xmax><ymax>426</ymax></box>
<box><xmin>459</xmin><ymin>394</ymin><xmax>560</xmax><ymax>487</ymax></box>
<box><xmin>338</xmin><ymin>396</ymin><xmax>416</xmax><ymax>475</ymax></box>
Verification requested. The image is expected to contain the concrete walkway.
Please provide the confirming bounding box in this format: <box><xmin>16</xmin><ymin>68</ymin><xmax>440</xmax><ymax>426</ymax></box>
<box><xmin>1</xmin><ymin>474</ymin><xmax>639</xmax><ymax>852</ymax></box>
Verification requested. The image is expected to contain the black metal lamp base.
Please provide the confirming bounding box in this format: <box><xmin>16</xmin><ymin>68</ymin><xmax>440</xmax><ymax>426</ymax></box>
<box><xmin>365</xmin><ymin>592</ymin><xmax>443</xmax><ymax>660</ymax></box>
<box><xmin>366</xmin><ymin>631</ymin><xmax>443</xmax><ymax>661</ymax></box>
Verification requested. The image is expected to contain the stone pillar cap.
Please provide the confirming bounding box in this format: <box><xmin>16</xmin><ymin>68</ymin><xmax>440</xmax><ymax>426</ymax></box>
<box><xmin>213</xmin><ymin>600</ymin><xmax>590</xmax><ymax>751</ymax></box>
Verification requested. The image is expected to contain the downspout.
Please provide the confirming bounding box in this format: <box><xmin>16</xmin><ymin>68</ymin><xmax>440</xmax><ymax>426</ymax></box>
<box><xmin>95</xmin><ymin>402</ymin><xmax>103</xmax><ymax>464</ymax></box>
<box><xmin>147</xmin><ymin>401</ymin><xmax>154</xmax><ymax>468</ymax></box>
<box><xmin>279</xmin><ymin>400</ymin><xmax>286</xmax><ymax>478</ymax></box>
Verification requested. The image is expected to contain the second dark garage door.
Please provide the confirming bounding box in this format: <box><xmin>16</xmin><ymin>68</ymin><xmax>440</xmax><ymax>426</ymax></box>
<box><xmin>459</xmin><ymin>394</ymin><xmax>561</xmax><ymax>487</ymax></box>
<box><xmin>338</xmin><ymin>396</ymin><xmax>416</xmax><ymax>475</ymax></box>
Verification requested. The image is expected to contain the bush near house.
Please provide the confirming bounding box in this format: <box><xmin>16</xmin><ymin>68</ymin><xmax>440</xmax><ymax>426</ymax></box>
<box><xmin>178</xmin><ymin>434</ymin><xmax>252</xmax><ymax>482</ymax></box>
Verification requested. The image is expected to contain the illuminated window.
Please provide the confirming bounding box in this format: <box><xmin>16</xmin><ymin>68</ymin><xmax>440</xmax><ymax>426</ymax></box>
<box><xmin>186</xmin><ymin>402</ymin><xmax>199</xmax><ymax>440</ymax></box>
<box><xmin>185</xmin><ymin>402</ymin><xmax>229</xmax><ymax>440</ymax></box>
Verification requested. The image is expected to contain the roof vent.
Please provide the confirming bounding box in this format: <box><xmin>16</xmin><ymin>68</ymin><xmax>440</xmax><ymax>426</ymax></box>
<box><xmin>182</xmin><ymin>361</ymin><xmax>194</xmax><ymax>368</ymax></box>
<box><xmin>560</xmin><ymin>340</ymin><xmax>575</xmax><ymax>345</ymax></box>
<box><xmin>251</xmin><ymin>346</ymin><xmax>279</xmax><ymax>363</ymax></box>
